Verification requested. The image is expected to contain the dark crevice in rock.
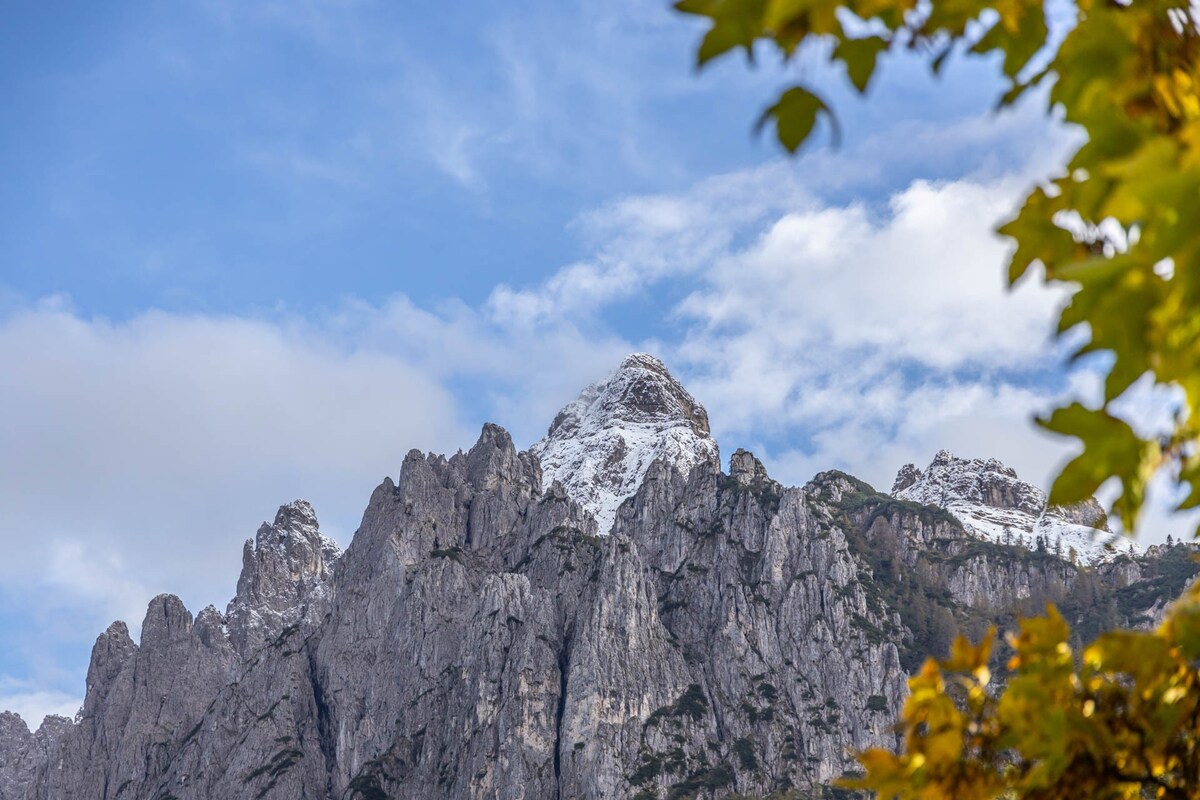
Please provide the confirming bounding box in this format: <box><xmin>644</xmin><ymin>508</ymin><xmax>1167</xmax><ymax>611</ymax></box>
<box><xmin>553</xmin><ymin>634</ymin><xmax>572</xmax><ymax>800</ymax></box>
<box><xmin>308</xmin><ymin>648</ymin><xmax>337</xmax><ymax>795</ymax></box>
<box><xmin>705</xmin><ymin>677</ymin><xmax>726</xmax><ymax>745</ymax></box>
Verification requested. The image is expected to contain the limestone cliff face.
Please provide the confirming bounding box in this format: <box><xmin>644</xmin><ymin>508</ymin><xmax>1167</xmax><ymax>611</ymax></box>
<box><xmin>4</xmin><ymin>356</ymin><xmax>1195</xmax><ymax>799</ymax></box>
<box><xmin>29</xmin><ymin>599</ymin><xmax>237</xmax><ymax>800</ymax></box>
<box><xmin>612</xmin><ymin>452</ymin><xmax>908</xmax><ymax>789</ymax></box>
<box><xmin>11</xmin><ymin>430</ymin><xmax>907</xmax><ymax>799</ymax></box>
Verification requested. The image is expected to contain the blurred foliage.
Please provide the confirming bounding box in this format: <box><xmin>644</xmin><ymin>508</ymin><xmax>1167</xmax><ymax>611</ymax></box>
<box><xmin>839</xmin><ymin>584</ymin><xmax>1200</xmax><ymax>797</ymax></box>
<box><xmin>676</xmin><ymin>0</ymin><xmax>1200</xmax><ymax>539</ymax></box>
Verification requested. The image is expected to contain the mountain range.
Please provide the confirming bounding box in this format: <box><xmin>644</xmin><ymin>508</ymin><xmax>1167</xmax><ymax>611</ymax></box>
<box><xmin>1</xmin><ymin>354</ymin><xmax>1193</xmax><ymax>800</ymax></box>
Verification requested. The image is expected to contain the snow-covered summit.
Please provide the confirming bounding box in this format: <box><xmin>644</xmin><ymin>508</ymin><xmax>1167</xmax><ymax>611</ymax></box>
<box><xmin>893</xmin><ymin>450</ymin><xmax>1134</xmax><ymax>563</ymax></box>
<box><xmin>531</xmin><ymin>353</ymin><xmax>720</xmax><ymax>533</ymax></box>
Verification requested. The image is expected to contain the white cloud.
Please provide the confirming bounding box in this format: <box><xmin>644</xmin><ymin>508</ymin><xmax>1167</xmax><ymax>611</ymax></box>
<box><xmin>0</xmin><ymin>678</ymin><xmax>81</xmax><ymax>729</ymax></box>
<box><xmin>0</xmin><ymin>299</ymin><xmax>469</xmax><ymax>634</ymax></box>
<box><xmin>1132</xmin><ymin>475</ymin><xmax>1200</xmax><ymax>543</ymax></box>
<box><xmin>487</xmin><ymin>163</ymin><xmax>817</xmax><ymax>324</ymax></box>
<box><xmin>678</xmin><ymin>177</ymin><xmax>1068</xmax><ymax>373</ymax></box>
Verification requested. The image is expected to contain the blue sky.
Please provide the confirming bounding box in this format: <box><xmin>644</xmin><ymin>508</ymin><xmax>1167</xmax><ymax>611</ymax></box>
<box><xmin>2</xmin><ymin>0</ymin><xmax>1055</xmax><ymax>320</ymax></box>
<box><xmin>0</xmin><ymin>0</ymin><xmax>1173</xmax><ymax>725</ymax></box>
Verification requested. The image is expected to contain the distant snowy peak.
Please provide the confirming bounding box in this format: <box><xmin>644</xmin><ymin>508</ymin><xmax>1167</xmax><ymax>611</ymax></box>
<box><xmin>894</xmin><ymin>450</ymin><xmax>1046</xmax><ymax>515</ymax></box>
<box><xmin>893</xmin><ymin>450</ymin><xmax>1133</xmax><ymax>563</ymax></box>
<box><xmin>531</xmin><ymin>353</ymin><xmax>720</xmax><ymax>533</ymax></box>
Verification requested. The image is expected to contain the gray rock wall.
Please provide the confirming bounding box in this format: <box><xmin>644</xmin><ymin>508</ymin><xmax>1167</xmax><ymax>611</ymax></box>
<box><xmin>5</xmin><ymin>429</ymin><xmax>1194</xmax><ymax>799</ymax></box>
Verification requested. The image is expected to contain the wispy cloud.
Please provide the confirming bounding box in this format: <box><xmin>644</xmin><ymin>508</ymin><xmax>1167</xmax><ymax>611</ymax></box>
<box><xmin>486</xmin><ymin>162</ymin><xmax>817</xmax><ymax>323</ymax></box>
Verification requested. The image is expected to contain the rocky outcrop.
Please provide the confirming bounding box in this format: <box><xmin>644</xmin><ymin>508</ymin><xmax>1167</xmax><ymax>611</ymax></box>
<box><xmin>613</xmin><ymin>458</ymin><xmax>907</xmax><ymax>788</ymax></box>
<box><xmin>31</xmin><ymin>599</ymin><xmax>236</xmax><ymax>800</ymax></box>
<box><xmin>531</xmin><ymin>353</ymin><xmax>719</xmax><ymax>533</ymax></box>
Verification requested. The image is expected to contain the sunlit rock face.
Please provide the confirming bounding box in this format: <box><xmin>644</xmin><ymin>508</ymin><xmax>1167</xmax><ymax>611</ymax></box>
<box><xmin>226</xmin><ymin>499</ymin><xmax>341</xmax><ymax>658</ymax></box>
<box><xmin>0</xmin><ymin>713</ymin><xmax>71</xmax><ymax>800</ymax></box>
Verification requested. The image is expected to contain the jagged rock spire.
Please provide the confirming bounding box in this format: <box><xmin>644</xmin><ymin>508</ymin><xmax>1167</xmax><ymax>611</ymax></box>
<box><xmin>531</xmin><ymin>353</ymin><xmax>719</xmax><ymax>533</ymax></box>
<box><xmin>226</xmin><ymin>499</ymin><xmax>341</xmax><ymax>657</ymax></box>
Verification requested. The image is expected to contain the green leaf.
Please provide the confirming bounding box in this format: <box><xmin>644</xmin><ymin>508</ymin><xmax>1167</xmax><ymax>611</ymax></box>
<box><xmin>833</xmin><ymin>35</ymin><xmax>889</xmax><ymax>93</ymax></box>
<box><xmin>674</xmin><ymin>0</ymin><xmax>719</xmax><ymax>13</ymax></box>
<box><xmin>697</xmin><ymin>22</ymin><xmax>751</xmax><ymax>65</ymax></box>
<box><xmin>1038</xmin><ymin>403</ymin><xmax>1157</xmax><ymax>531</ymax></box>
<box><xmin>756</xmin><ymin>85</ymin><xmax>836</xmax><ymax>152</ymax></box>
<box><xmin>997</xmin><ymin>64</ymin><xmax>1051</xmax><ymax>109</ymax></box>
<box><xmin>676</xmin><ymin>0</ymin><xmax>770</xmax><ymax>67</ymax></box>
<box><xmin>969</xmin><ymin>1</ymin><xmax>1048</xmax><ymax>80</ymax></box>
<box><xmin>763</xmin><ymin>0</ymin><xmax>808</xmax><ymax>30</ymax></box>
<box><xmin>997</xmin><ymin>188</ymin><xmax>1076</xmax><ymax>284</ymax></box>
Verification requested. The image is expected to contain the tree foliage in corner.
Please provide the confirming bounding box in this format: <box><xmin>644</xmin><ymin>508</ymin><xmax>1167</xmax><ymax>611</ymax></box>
<box><xmin>676</xmin><ymin>0</ymin><xmax>1200</xmax><ymax>538</ymax></box>
<box><xmin>837</xmin><ymin>588</ymin><xmax>1200</xmax><ymax>798</ymax></box>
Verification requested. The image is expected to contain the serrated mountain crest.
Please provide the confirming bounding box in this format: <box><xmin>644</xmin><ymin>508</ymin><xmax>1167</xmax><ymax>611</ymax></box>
<box><xmin>893</xmin><ymin>449</ymin><xmax>1128</xmax><ymax>563</ymax></box>
<box><xmin>8</xmin><ymin>361</ymin><xmax>1192</xmax><ymax>800</ymax></box>
<box><xmin>530</xmin><ymin>353</ymin><xmax>719</xmax><ymax>533</ymax></box>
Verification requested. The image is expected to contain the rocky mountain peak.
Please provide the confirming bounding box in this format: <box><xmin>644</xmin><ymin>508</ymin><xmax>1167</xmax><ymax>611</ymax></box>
<box><xmin>225</xmin><ymin>499</ymin><xmax>341</xmax><ymax>656</ymax></box>
<box><xmin>896</xmin><ymin>450</ymin><xmax>1043</xmax><ymax>515</ymax></box>
<box><xmin>465</xmin><ymin>422</ymin><xmax>524</xmax><ymax>491</ymax></box>
<box><xmin>545</xmin><ymin>353</ymin><xmax>712</xmax><ymax>439</ymax></box>
<box><xmin>0</xmin><ymin>711</ymin><xmax>30</xmax><ymax>740</ymax></box>
<box><xmin>531</xmin><ymin>353</ymin><xmax>719</xmax><ymax>533</ymax></box>
<box><xmin>891</xmin><ymin>463</ymin><xmax>923</xmax><ymax>494</ymax></box>
<box><xmin>270</xmin><ymin>498</ymin><xmax>320</xmax><ymax>533</ymax></box>
<box><xmin>894</xmin><ymin>450</ymin><xmax>1127</xmax><ymax>562</ymax></box>
<box><xmin>729</xmin><ymin>448</ymin><xmax>770</xmax><ymax>485</ymax></box>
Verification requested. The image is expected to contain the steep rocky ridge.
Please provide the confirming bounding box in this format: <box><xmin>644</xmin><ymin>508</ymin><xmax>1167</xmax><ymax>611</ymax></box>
<box><xmin>831</xmin><ymin>473</ymin><xmax>1189</xmax><ymax>672</ymax></box>
<box><xmin>3</xmin><ymin>356</ymin><xmax>1197</xmax><ymax>800</ymax></box>
<box><xmin>29</xmin><ymin>600</ymin><xmax>237</xmax><ymax>800</ymax></box>
<box><xmin>8</xmin><ymin>429</ymin><xmax>909</xmax><ymax>799</ymax></box>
